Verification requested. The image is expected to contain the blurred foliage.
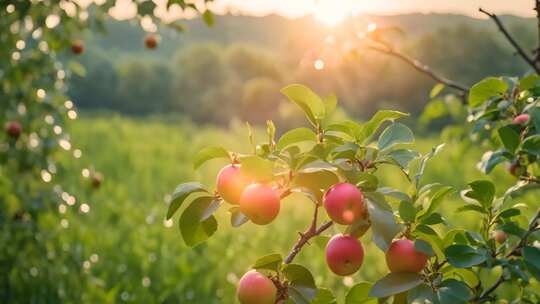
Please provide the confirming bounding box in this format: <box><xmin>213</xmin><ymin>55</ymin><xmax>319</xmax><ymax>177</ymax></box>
<box><xmin>0</xmin><ymin>0</ymin><xmax>212</xmax><ymax>302</ymax></box>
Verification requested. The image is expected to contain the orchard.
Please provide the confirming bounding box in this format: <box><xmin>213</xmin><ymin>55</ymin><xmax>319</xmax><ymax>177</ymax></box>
<box><xmin>1</xmin><ymin>0</ymin><xmax>540</xmax><ymax>303</ymax></box>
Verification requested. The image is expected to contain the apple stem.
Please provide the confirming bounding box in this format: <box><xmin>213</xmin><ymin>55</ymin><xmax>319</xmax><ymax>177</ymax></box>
<box><xmin>284</xmin><ymin>205</ymin><xmax>333</xmax><ymax>264</ymax></box>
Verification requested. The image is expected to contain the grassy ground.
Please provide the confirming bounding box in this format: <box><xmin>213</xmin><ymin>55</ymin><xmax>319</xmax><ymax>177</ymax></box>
<box><xmin>51</xmin><ymin>114</ymin><xmax>535</xmax><ymax>303</ymax></box>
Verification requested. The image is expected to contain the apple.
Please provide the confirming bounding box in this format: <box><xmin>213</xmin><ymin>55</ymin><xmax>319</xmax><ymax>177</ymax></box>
<box><xmin>145</xmin><ymin>34</ymin><xmax>158</xmax><ymax>49</ymax></box>
<box><xmin>512</xmin><ymin>114</ymin><xmax>529</xmax><ymax>125</ymax></box>
<box><xmin>239</xmin><ymin>184</ymin><xmax>280</xmax><ymax>225</ymax></box>
<box><xmin>386</xmin><ymin>239</ymin><xmax>428</xmax><ymax>273</ymax></box>
<box><xmin>493</xmin><ymin>230</ymin><xmax>507</xmax><ymax>244</ymax></box>
<box><xmin>216</xmin><ymin>164</ymin><xmax>250</xmax><ymax>204</ymax></box>
<box><xmin>323</xmin><ymin>183</ymin><xmax>367</xmax><ymax>225</ymax></box>
<box><xmin>325</xmin><ymin>234</ymin><xmax>364</xmax><ymax>276</ymax></box>
<box><xmin>92</xmin><ymin>172</ymin><xmax>103</xmax><ymax>189</ymax></box>
<box><xmin>5</xmin><ymin>121</ymin><xmax>22</xmax><ymax>138</ymax></box>
<box><xmin>71</xmin><ymin>40</ymin><xmax>84</xmax><ymax>55</ymax></box>
<box><xmin>237</xmin><ymin>270</ymin><xmax>277</xmax><ymax>304</ymax></box>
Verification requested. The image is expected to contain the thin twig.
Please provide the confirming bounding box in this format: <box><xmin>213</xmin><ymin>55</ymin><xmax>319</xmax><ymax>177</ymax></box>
<box><xmin>479</xmin><ymin>8</ymin><xmax>540</xmax><ymax>74</ymax></box>
<box><xmin>535</xmin><ymin>1</ymin><xmax>540</xmax><ymax>63</ymax></box>
<box><xmin>284</xmin><ymin>205</ymin><xmax>333</xmax><ymax>264</ymax></box>
<box><xmin>368</xmin><ymin>44</ymin><xmax>469</xmax><ymax>94</ymax></box>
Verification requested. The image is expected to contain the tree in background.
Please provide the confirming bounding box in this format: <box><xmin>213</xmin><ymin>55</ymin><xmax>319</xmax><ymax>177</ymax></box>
<box><xmin>0</xmin><ymin>0</ymin><xmax>213</xmax><ymax>301</ymax></box>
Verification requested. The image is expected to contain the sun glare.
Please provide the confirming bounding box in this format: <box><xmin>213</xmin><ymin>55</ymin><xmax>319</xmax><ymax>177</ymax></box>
<box><xmin>313</xmin><ymin>0</ymin><xmax>349</xmax><ymax>26</ymax></box>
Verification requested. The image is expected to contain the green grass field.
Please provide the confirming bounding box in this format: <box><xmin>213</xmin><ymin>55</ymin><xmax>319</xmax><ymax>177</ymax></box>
<box><xmin>50</xmin><ymin>114</ymin><xmax>535</xmax><ymax>303</ymax></box>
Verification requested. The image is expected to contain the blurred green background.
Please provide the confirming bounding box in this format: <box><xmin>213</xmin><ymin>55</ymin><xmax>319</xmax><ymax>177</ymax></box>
<box><xmin>4</xmin><ymin>7</ymin><xmax>540</xmax><ymax>304</ymax></box>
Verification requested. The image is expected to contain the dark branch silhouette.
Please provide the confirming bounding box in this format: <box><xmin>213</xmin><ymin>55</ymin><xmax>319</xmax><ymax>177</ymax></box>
<box><xmin>284</xmin><ymin>205</ymin><xmax>333</xmax><ymax>264</ymax></box>
<box><xmin>479</xmin><ymin>7</ymin><xmax>540</xmax><ymax>74</ymax></box>
<box><xmin>367</xmin><ymin>44</ymin><xmax>469</xmax><ymax>93</ymax></box>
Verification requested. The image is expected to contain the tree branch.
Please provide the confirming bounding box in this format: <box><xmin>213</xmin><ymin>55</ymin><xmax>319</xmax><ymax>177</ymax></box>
<box><xmin>535</xmin><ymin>1</ymin><xmax>540</xmax><ymax>62</ymax></box>
<box><xmin>367</xmin><ymin>44</ymin><xmax>469</xmax><ymax>94</ymax></box>
<box><xmin>284</xmin><ymin>205</ymin><xmax>333</xmax><ymax>264</ymax></box>
<box><xmin>479</xmin><ymin>8</ymin><xmax>540</xmax><ymax>74</ymax></box>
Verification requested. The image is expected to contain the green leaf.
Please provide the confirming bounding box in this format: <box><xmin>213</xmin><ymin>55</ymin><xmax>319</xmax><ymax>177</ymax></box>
<box><xmin>202</xmin><ymin>9</ymin><xmax>214</xmax><ymax>26</ymax></box>
<box><xmin>430</xmin><ymin>83</ymin><xmax>445</xmax><ymax>98</ymax></box>
<box><xmin>444</xmin><ymin>245</ymin><xmax>487</xmax><ymax>268</ymax></box>
<box><xmin>414</xmin><ymin>239</ymin><xmax>434</xmax><ymax>257</ymax></box>
<box><xmin>415</xmin><ymin>224</ymin><xmax>438</xmax><ymax>236</ymax></box>
<box><xmin>477</xmin><ymin>150</ymin><xmax>511</xmax><ymax>174</ymax></box>
<box><xmin>312</xmin><ymin>288</ymin><xmax>337</xmax><ymax>304</ymax></box>
<box><xmin>414</xmin><ymin>144</ymin><xmax>445</xmax><ymax>187</ymax></box>
<box><xmin>456</xmin><ymin>204</ymin><xmax>485</xmax><ymax>214</ymax></box>
<box><xmin>408</xmin><ymin>284</ymin><xmax>436</xmax><ymax>304</ymax></box>
<box><xmin>521</xmin><ymin>135</ymin><xmax>540</xmax><ymax>156</ymax></box>
<box><xmin>468</xmin><ymin>77</ymin><xmax>508</xmax><ymax>107</ymax></box>
<box><xmin>229</xmin><ymin>207</ymin><xmax>249</xmax><ymax>227</ymax></box>
<box><xmin>356</xmin><ymin>173</ymin><xmax>379</xmax><ymax>192</ymax></box>
<box><xmin>529</xmin><ymin>107</ymin><xmax>540</xmax><ymax>132</ymax></box>
<box><xmin>385</xmin><ymin>149</ymin><xmax>420</xmax><ymax>169</ymax></box>
<box><xmin>240</xmin><ymin>155</ymin><xmax>274</xmax><ymax>182</ymax></box>
<box><xmin>496</xmin><ymin>208</ymin><xmax>520</xmax><ymax>219</ymax></box>
<box><xmin>283</xmin><ymin>264</ymin><xmax>317</xmax><ymax>304</ymax></box>
<box><xmin>498</xmin><ymin>125</ymin><xmax>520</xmax><ymax>153</ymax></box>
<box><xmin>399</xmin><ymin>200</ymin><xmax>416</xmax><ymax>222</ymax></box>
<box><xmin>418</xmin><ymin>186</ymin><xmax>453</xmax><ymax>220</ymax></box>
<box><xmin>463</xmin><ymin>180</ymin><xmax>495</xmax><ymax>207</ymax></box>
<box><xmin>519</xmin><ymin>74</ymin><xmax>540</xmax><ymax>90</ymax></box>
<box><xmin>378</xmin><ymin>187</ymin><xmax>411</xmax><ymax>202</ymax></box>
<box><xmin>368</xmin><ymin>273</ymin><xmax>423</xmax><ymax>298</ymax></box>
<box><xmin>366</xmin><ymin>193</ymin><xmax>403</xmax><ymax>251</ymax></box>
<box><xmin>252</xmin><ymin>254</ymin><xmax>283</xmax><ymax>272</ymax></box>
<box><xmin>281</xmin><ymin>84</ymin><xmax>326</xmax><ymax>126</ymax></box>
<box><xmin>200</xmin><ymin>198</ymin><xmax>222</xmax><ymax>222</ymax></box>
<box><xmin>421</xmin><ymin>213</ymin><xmax>444</xmax><ymax>225</ymax></box>
<box><xmin>356</xmin><ymin>110</ymin><xmax>409</xmax><ymax>143</ymax></box>
<box><xmin>377</xmin><ymin>123</ymin><xmax>414</xmax><ymax>150</ymax></box>
<box><xmin>323</xmin><ymin>94</ymin><xmax>337</xmax><ymax>118</ymax></box>
<box><xmin>166</xmin><ymin>182</ymin><xmax>208</xmax><ymax>219</ymax></box>
<box><xmin>345</xmin><ymin>282</ymin><xmax>377</xmax><ymax>304</ymax></box>
<box><xmin>523</xmin><ymin>246</ymin><xmax>540</xmax><ymax>280</ymax></box>
<box><xmin>179</xmin><ymin>196</ymin><xmax>218</xmax><ymax>247</ymax></box>
<box><xmin>193</xmin><ymin>146</ymin><xmax>230</xmax><ymax>169</ymax></box>
<box><xmin>437</xmin><ymin>279</ymin><xmax>472</xmax><ymax>304</ymax></box>
<box><xmin>138</xmin><ymin>0</ymin><xmax>157</xmax><ymax>15</ymax></box>
<box><xmin>276</xmin><ymin>128</ymin><xmax>317</xmax><ymax>150</ymax></box>
<box><xmin>68</xmin><ymin>61</ymin><xmax>87</xmax><ymax>77</ymax></box>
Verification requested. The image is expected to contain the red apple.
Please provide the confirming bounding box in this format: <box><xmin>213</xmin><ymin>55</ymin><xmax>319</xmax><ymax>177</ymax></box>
<box><xmin>71</xmin><ymin>40</ymin><xmax>84</xmax><ymax>55</ymax></box>
<box><xmin>216</xmin><ymin>164</ymin><xmax>250</xmax><ymax>204</ymax></box>
<box><xmin>493</xmin><ymin>230</ymin><xmax>507</xmax><ymax>244</ymax></box>
<box><xmin>237</xmin><ymin>270</ymin><xmax>277</xmax><ymax>304</ymax></box>
<box><xmin>323</xmin><ymin>183</ymin><xmax>367</xmax><ymax>225</ymax></box>
<box><xmin>92</xmin><ymin>172</ymin><xmax>103</xmax><ymax>189</ymax></box>
<box><xmin>512</xmin><ymin>114</ymin><xmax>529</xmax><ymax>125</ymax></box>
<box><xmin>144</xmin><ymin>34</ymin><xmax>158</xmax><ymax>49</ymax></box>
<box><xmin>325</xmin><ymin>234</ymin><xmax>364</xmax><ymax>276</ymax></box>
<box><xmin>386</xmin><ymin>239</ymin><xmax>428</xmax><ymax>273</ymax></box>
<box><xmin>5</xmin><ymin>121</ymin><xmax>22</xmax><ymax>138</ymax></box>
<box><xmin>509</xmin><ymin>161</ymin><xmax>527</xmax><ymax>178</ymax></box>
<box><xmin>239</xmin><ymin>184</ymin><xmax>280</xmax><ymax>225</ymax></box>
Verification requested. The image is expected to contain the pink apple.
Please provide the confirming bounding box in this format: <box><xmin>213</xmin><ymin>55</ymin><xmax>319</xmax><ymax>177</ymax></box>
<box><xmin>237</xmin><ymin>270</ymin><xmax>277</xmax><ymax>304</ymax></box>
<box><xmin>239</xmin><ymin>184</ymin><xmax>280</xmax><ymax>225</ymax></box>
<box><xmin>512</xmin><ymin>114</ymin><xmax>529</xmax><ymax>125</ymax></box>
<box><xmin>323</xmin><ymin>183</ymin><xmax>367</xmax><ymax>225</ymax></box>
<box><xmin>325</xmin><ymin>234</ymin><xmax>364</xmax><ymax>276</ymax></box>
<box><xmin>216</xmin><ymin>164</ymin><xmax>250</xmax><ymax>204</ymax></box>
<box><xmin>386</xmin><ymin>239</ymin><xmax>428</xmax><ymax>273</ymax></box>
<box><xmin>5</xmin><ymin>121</ymin><xmax>22</xmax><ymax>138</ymax></box>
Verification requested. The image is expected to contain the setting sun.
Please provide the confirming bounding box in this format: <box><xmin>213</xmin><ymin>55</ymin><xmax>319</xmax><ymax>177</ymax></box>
<box><xmin>313</xmin><ymin>0</ymin><xmax>350</xmax><ymax>26</ymax></box>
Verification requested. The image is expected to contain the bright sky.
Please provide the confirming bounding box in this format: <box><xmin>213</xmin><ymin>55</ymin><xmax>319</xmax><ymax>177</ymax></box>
<box><xmin>104</xmin><ymin>0</ymin><xmax>536</xmax><ymax>29</ymax></box>
<box><xmin>211</xmin><ymin>0</ymin><xmax>536</xmax><ymax>19</ymax></box>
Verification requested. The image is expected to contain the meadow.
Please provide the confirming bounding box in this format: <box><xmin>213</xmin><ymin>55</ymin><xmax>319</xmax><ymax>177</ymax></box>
<box><xmin>45</xmin><ymin>113</ymin><xmax>535</xmax><ymax>303</ymax></box>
